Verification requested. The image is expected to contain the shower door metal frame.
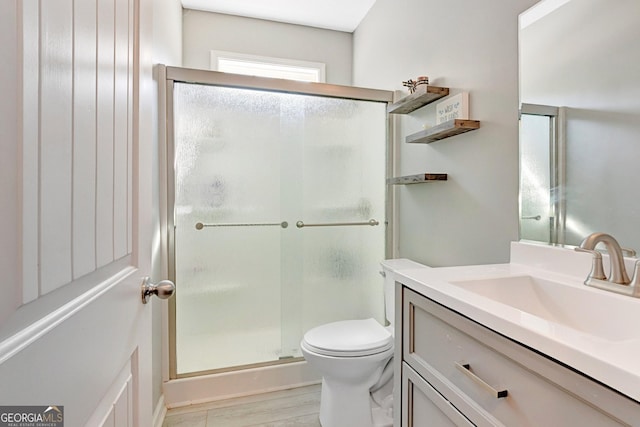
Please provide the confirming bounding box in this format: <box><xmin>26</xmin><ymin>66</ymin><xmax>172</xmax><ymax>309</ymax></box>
<box><xmin>158</xmin><ymin>65</ymin><xmax>395</xmax><ymax>380</ymax></box>
<box><xmin>519</xmin><ymin>103</ymin><xmax>566</xmax><ymax>245</ymax></box>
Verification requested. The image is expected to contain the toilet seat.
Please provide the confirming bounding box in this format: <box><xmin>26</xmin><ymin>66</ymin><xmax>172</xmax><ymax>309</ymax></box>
<box><xmin>302</xmin><ymin>318</ymin><xmax>393</xmax><ymax>357</ymax></box>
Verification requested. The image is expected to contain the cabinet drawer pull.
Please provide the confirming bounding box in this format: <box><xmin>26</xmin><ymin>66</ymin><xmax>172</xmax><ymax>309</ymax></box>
<box><xmin>455</xmin><ymin>362</ymin><xmax>508</xmax><ymax>399</ymax></box>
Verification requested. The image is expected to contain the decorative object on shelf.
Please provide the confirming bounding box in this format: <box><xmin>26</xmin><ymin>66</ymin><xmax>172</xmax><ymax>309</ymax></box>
<box><xmin>388</xmin><ymin>78</ymin><xmax>478</xmax><ymax>143</ymax></box>
<box><xmin>406</xmin><ymin>119</ymin><xmax>480</xmax><ymax>144</ymax></box>
<box><xmin>436</xmin><ymin>92</ymin><xmax>469</xmax><ymax>125</ymax></box>
<box><xmin>402</xmin><ymin>76</ymin><xmax>429</xmax><ymax>94</ymax></box>
<box><xmin>387</xmin><ymin>84</ymin><xmax>449</xmax><ymax>114</ymax></box>
<box><xmin>387</xmin><ymin>173</ymin><xmax>448</xmax><ymax>185</ymax></box>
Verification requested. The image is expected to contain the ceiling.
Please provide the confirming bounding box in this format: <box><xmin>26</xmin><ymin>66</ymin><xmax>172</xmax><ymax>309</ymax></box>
<box><xmin>181</xmin><ymin>0</ymin><xmax>377</xmax><ymax>32</ymax></box>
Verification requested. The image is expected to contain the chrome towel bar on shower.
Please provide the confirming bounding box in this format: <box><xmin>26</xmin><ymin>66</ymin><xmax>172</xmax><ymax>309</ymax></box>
<box><xmin>295</xmin><ymin>219</ymin><xmax>379</xmax><ymax>228</ymax></box>
<box><xmin>195</xmin><ymin>221</ymin><xmax>289</xmax><ymax>230</ymax></box>
<box><xmin>195</xmin><ymin>219</ymin><xmax>380</xmax><ymax>230</ymax></box>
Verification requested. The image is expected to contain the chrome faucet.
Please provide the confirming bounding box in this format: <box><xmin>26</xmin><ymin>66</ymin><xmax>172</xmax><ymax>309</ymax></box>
<box><xmin>578</xmin><ymin>232</ymin><xmax>630</xmax><ymax>284</ymax></box>
<box><xmin>575</xmin><ymin>232</ymin><xmax>640</xmax><ymax>297</ymax></box>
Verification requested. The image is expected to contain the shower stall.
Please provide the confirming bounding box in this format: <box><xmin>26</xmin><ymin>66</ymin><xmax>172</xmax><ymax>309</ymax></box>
<box><xmin>161</xmin><ymin>67</ymin><xmax>393</xmax><ymax>379</ymax></box>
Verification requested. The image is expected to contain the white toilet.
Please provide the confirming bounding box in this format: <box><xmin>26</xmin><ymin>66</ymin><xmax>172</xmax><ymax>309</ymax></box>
<box><xmin>301</xmin><ymin>259</ymin><xmax>427</xmax><ymax>427</ymax></box>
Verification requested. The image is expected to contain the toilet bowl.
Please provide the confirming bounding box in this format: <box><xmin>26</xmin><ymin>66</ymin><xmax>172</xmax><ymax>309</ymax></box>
<box><xmin>301</xmin><ymin>319</ymin><xmax>394</xmax><ymax>427</ymax></box>
<box><xmin>301</xmin><ymin>259</ymin><xmax>427</xmax><ymax>427</ymax></box>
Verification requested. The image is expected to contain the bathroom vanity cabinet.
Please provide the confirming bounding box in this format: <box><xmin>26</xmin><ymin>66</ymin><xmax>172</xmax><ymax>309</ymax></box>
<box><xmin>397</xmin><ymin>286</ymin><xmax>640</xmax><ymax>426</ymax></box>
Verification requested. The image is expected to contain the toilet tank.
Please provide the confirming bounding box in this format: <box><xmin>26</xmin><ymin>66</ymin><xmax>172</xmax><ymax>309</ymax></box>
<box><xmin>379</xmin><ymin>259</ymin><xmax>429</xmax><ymax>329</ymax></box>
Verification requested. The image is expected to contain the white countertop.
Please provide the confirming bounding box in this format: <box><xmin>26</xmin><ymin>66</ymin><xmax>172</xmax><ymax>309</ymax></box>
<box><xmin>394</xmin><ymin>242</ymin><xmax>640</xmax><ymax>403</ymax></box>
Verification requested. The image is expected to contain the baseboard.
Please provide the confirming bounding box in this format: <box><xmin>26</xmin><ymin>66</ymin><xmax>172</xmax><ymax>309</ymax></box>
<box><xmin>163</xmin><ymin>360</ymin><xmax>321</xmax><ymax>409</ymax></box>
<box><xmin>152</xmin><ymin>394</ymin><xmax>167</xmax><ymax>427</ymax></box>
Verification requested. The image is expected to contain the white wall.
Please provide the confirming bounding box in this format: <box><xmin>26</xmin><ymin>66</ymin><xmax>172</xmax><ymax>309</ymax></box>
<box><xmin>353</xmin><ymin>0</ymin><xmax>538</xmax><ymax>266</ymax></box>
<box><xmin>182</xmin><ymin>10</ymin><xmax>353</xmax><ymax>86</ymax></box>
<box><xmin>153</xmin><ymin>0</ymin><xmax>183</xmax><ymax>67</ymax></box>
<box><xmin>151</xmin><ymin>0</ymin><xmax>183</xmax><ymax>413</ymax></box>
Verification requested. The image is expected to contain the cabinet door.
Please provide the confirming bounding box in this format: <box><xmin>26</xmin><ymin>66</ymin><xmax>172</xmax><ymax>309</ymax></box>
<box><xmin>403</xmin><ymin>363</ymin><xmax>475</xmax><ymax>427</ymax></box>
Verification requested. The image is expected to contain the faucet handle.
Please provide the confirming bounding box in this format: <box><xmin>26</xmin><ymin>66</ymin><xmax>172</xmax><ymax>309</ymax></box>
<box><xmin>622</xmin><ymin>247</ymin><xmax>637</xmax><ymax>257</ymax></box>
<box><xmin>575</xmin><ymin>247</ymin><xmax>607</xmax><ymax>280</ymax></box>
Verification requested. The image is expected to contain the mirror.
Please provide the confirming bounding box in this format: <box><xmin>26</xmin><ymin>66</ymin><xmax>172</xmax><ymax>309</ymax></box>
<box><xmin>518</xmin><ymin>0</ymin><xmax>640</xmax><ymax>249</ymax></box>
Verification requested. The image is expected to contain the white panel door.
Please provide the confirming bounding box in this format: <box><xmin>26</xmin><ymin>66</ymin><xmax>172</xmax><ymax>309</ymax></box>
<box><xmin>0</xmin><ymin>0</ymin><xmax>155</xmax><ymax>426</ymax></box>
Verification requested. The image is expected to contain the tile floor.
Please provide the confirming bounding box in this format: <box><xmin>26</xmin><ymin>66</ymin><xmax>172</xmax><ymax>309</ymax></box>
<box><xmin>162</xmin><ymin>384</ymin><xmax>322</xmax><ymax>427</ymax></box>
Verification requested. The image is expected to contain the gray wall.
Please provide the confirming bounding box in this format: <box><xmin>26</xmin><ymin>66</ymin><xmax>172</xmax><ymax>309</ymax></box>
<box><xmin>152</xmin><ymin>0</ymin><xmax>183</xmax><ymax>411</ymax></box>
<box><xmin>182</xmin><ymin>10</ymin><xmax>353</xmax><ymax>86</ymax></box>
<box><xmin>353</xmin><ymin>0</ymin><xmax>538</xmax><ymax>267</ymax></box>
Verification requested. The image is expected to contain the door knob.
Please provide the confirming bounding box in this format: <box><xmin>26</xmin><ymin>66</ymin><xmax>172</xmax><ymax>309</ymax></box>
<box><xmin>141</xmin><ymin>277</ymin><xmax>175</xmax><ymax>304</ymax></box>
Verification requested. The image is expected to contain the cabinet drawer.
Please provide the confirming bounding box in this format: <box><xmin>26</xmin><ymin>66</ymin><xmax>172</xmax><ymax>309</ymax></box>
<box><xmin>402</xmin><ymin>287</ymin><xmax>639</xmax><ymax>426</ymax></box>
<box><xmin>402</xmin><ymin>362</ymin><xmax>474</xmax><ymax>427</ymax></box>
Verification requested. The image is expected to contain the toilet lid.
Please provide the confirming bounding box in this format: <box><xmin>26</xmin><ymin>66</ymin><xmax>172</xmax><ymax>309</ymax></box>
<box><xmin>302</xmin><ymin>318</ymin><xmax>393</xmax><ymax>357</ymax></box>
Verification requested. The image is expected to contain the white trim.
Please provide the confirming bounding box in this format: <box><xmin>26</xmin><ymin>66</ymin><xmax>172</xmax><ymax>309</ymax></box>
<box><xmin>0</xmin><ymin>266</ymin><xmax>137</xmax><ymax>364</ymax></box>
<box><xmin>161</xmin><ymin>297</ymin><xmax>171</xmax><ymax>383</ymax></box>
<box><xmin>519</xmin><ymin>0</ymin><xmax>571</xmax><ymax>29</ymax></box>
<box><xmin>152</xmin><ymin>394</ymin><xmax>167</xmax><ymax>427</ymax></box>
<box><xmin>210</xmin><ymin>50</ymin><xmax>326</xmax><ymax>83</ymax></box>
<box><xmin>163</xmin><ymin>361</ymin><xmax>321</xmax><ymax>408</ymax></box>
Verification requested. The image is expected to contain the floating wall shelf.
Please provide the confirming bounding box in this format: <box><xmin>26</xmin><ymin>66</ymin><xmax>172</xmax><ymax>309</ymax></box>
<box><xmin>406</xmin><ymin>119</ymin><xmax>480</xmax><ymax>144</ymax></box>
<box><xmin>387</xmin><ymin>85</ymin><xmax>450</xmax><ymax>114</ymax></box>
<box><xmin>387</xmin><ymin>173</ymin><xmax>448</xmax><ymax>185</ymax></box>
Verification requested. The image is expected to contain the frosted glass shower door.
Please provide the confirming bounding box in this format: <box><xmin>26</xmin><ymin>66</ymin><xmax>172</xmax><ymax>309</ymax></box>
<box><xmin>172</xmin><ymin>81</ymin><xmax>387</xmax><ymax>376</ymax></box>
<box><xmin>173</xmin><ymin>84</ymin><xmax>289</xmax><ymax>374</ymax></box>
<box><xmin>280</xmin><ymin>97</ymin><xmax>387</xmax><ymax>359</ymax></box>
<box><xmin>520</xmin><ymin>113</ymin><xmax>553</xmax><ymax>242</ymax></box>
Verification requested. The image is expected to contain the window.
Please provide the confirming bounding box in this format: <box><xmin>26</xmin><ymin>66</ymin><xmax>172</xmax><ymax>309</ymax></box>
<box><xmin>210</xmin><ymin>50</ymin><xmax>326</xmax><ymax>83</ymax></box>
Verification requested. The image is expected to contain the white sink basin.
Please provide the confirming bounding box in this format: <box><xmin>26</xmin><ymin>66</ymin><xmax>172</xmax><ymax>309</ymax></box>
<box><xmin>449</xmin><ymin>275</ymin><xmax>635</xmax><ymax>341</ymax></box>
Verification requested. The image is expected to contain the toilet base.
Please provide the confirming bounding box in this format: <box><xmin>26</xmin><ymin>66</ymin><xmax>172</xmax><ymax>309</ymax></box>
<box><xmin>371</xmin><ymin>403</ymin><xmax>393</xmax><ymax>427</ymax></box>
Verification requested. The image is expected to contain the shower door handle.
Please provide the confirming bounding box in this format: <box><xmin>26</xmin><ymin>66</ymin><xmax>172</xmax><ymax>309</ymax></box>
<box><xmin>195</xmin><ymin>221</ymin><xmax>289</xmax><ymax>229</ymax></box>
<box><xmin>141</xmin><ymin>277</ymin><xmax>175</xmax><ymax>304</ymax></box>
<box><xmin>296</xmin><ymin>219</ymin><xmax>379</xmax><ymax>228</ymax></box>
